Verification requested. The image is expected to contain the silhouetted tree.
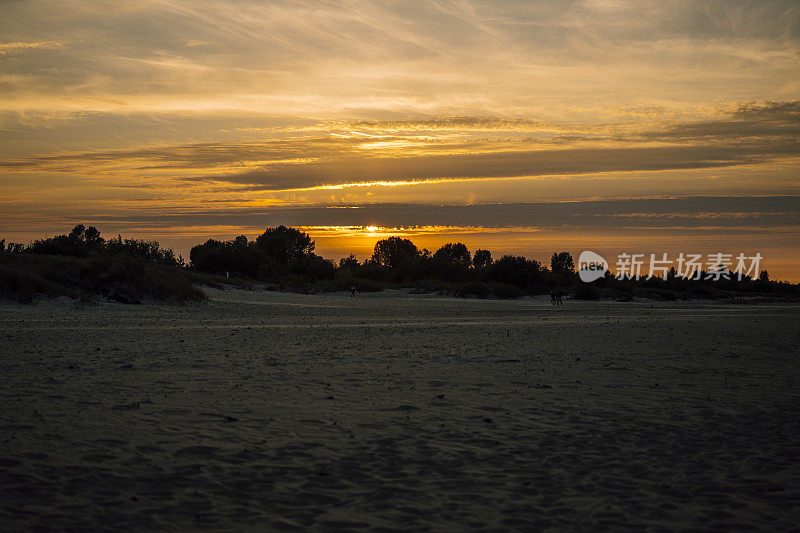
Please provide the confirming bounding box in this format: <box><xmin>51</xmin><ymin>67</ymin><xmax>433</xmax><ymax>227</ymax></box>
<box><xmin>431</xmin><ymin>242</ymin><xmax>471</xmax><ymax>281</ymax></box>
<box><xmin>371</xmin><ymin>237</ymin><xmax>419</xmax><ymax>269</ymax></box>
<box><xmin>189</xmin><ymin>227</ymin><xmax>332</xmax><ymax>282</ymax></box>
<box><xmin>485</xmin><ymin>255</ymin><xmax>545</xmax><ymax>291</ymax></box>
<box><xmin>338</xmin><ymin>254</ymin><xmax>360</xmax><ymax>270</ymax></box>
<box><xmin>294</xmin><ymin>253</ymin><xmax>336</xmax><ymax>280</ymax></box>
<box><xmin>83</xmin><ymin>226</ymin><xmax>105</xmax><ymax>250</ymax></box>
<box><xmin>68</xmin><ymin>224</ymin><xmax>86</xmax><ymax>242</ymax></box>
<box><xmin>27</xmin><ymin>224</ymin><xmax>95</xmax><ymax>257</ymax></box>
<box><xmin>759</xmin><ymin>270</ymin><xmax>770</xmax><ymax>282</ymax></box>
<box><xmin>433</xmin><ymin>243</ymin><xmax>471</xmax><ymax>267</ymax></box>
<box><xmin>255</xmin><ymin>226</ymin><xmax>314</xmax><ymax>264</ymax></box>
<box><xmin>473</xmin><ymin>249</ymin><xmax>492</xmax><ymax>270</ymax></box>
<box><xmin>105</xmin><ymin>234</ymin><xmax>179</xmax><ymax>266</ymax></box>
<box><xmin>190</xmin><ymin>237</ymin><xmax>259</xmax><ymax>277</ymax></box>
<box><xmin>550</xmin><ymin>251</ymin><xmax>575</xmax><ymax>277</ymax></box>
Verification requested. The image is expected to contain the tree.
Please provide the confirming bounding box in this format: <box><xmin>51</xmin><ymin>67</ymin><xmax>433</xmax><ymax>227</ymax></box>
<box><xmin>338</xmin><ymin>254</ymin><xmax>360</xmax><ymax>270</ymax></box>
<box><xmin>189</xmin><ymin>227</ymin><xmax>332</xmax><ymax>282</ymax></box>
<box><xmin>485</xmin><ymin>255</ymin><xmax>545</xmax><ymax>290</ymax></box>
<box><xmin>759</xmin><ymin>270</ymin><xmax>770</xmax><ymax>282</ymax></box>
<box><xmin>473</xmin><ymin>249</ymin><xmax>492</xmax><ymax>270</ymax></box>
<box><xmin>431</xmin><ymin>242</ymin><xmax>471</xmax><ymax>281</ymax></box>
<box><xmin>550</xmin><ymin>251</ymin><xmax>575</xmax><ymax>277</ymax></box>
<box><xmin>84</xmin><ymin>226</ymin><xmax>104</xmax><ymax>250</ymax></box>
<box><xmin>68</xmin><ymin>224</ymin><xmax>86</xmax><ymax>242</ymax></box>
<box><xmin>433</xmin><ymin>243</ymin><xmax>471</xmax><ymax>267</ymax></box>
<box><xmin>667</xmin><ymin>266</ymin><xmax>678</xmax><ymax>280</ymax></box>
<box><xmin>294</xmin><ymin>254</ymin><xmax>336</xmax><ymax>280</ymax></box>
<box><xmin>190</xmin><ymin>237</ymin><xmax>259</xmax><ymax>277</ymax></box>
<box><xmin>371</xmin><ymin>237</ymin><xmax>419</xmax><ymax>268</ymax></box>
<box><xmin>255</xmin><ymin>226</ymin><xmax>314</xmax><ymax>264</ymax></box>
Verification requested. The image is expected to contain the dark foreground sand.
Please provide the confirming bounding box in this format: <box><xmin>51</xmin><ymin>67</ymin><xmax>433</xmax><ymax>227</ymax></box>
<box><xmin>1</xmin><ymin>289</ymin><xmax>799</xmax><ymax>531</ymax></box>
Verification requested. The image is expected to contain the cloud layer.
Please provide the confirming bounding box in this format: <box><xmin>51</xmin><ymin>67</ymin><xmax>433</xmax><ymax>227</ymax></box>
<box><xmin>1</xmin><ymin>1</ymin><xmax>799</xmax><ymax>277</ymax></box>
<box><xmin>3</xmin><ymin>101</ymin><xmax>798</xmax><ymax>191</ymax></box>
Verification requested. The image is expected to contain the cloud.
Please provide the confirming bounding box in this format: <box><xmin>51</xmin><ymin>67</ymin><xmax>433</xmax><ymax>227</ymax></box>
<box><xmin>1</xmin><ymin>0</ymin><xmax>798</xmax><ymax>118</ymax></box>
<box><xmin>0</xmin><ymin>41</ymin><xmax>63</xmax><ymax>54</ymax></box>
<box><xmin>639</xmin><ymin>101</ymin><xmax>800</xmax><ymax>141</ymax></box>
<box><xmin>1</xmin><ymin>1</ymin><xmax>798</xmax><ymax>277</ymax></box>
<box><xmin>5</xmin><ymin>196</ymin><xmax>794</xmax><ymax>233</ymax></box>
<box><xmin>329</xmin><ymin>117</ymin><xmax>557</xmax><ymax>132</ymax></box>
<box><xmin>216</xmin><ymin>145</ymin><xmax>793</xmax><ymax>191</ymax></box>
<box><xmin>3</xmin><ymin>100</ymin><xmax>797</xmax><ymax>191</ymax></box>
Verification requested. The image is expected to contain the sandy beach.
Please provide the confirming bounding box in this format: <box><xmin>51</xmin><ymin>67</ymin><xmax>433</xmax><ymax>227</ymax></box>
<box><xmin>1</xmin><ymin>288</ymin><xmax>799</xmax><ymax>531</ymax></box>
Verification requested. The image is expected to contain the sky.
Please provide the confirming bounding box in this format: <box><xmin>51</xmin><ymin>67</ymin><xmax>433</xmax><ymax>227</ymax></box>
<box><xmin>1</xmin><ymin>0</ymin><xmax>798</xmax><ymax>279</ymax></box>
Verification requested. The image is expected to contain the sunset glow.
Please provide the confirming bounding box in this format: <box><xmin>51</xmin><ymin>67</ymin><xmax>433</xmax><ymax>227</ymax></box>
<box><xmin>1</xmin><ymin>1</ymin><xmax>798</xmax><ymax>278</ymax></box>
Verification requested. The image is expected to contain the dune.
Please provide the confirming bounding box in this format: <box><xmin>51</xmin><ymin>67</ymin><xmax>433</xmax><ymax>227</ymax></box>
<box><xmin>0</xmin><ymin>288</ymin><xmax>798</xmax><ymax>531</ymax></box>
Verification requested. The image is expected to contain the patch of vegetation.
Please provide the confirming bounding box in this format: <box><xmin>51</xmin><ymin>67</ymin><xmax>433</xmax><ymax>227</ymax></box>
<box><xmin>0</xmin><ymin>226</ymin><xmax>203</xmax><ymax>304</ymax></box>
<box><xmin>573</xmin><ymin>282</ymin><xmax>600</xmax><ymax>300</ymax></box>
<box><xmin>0</xmin><ymin>253</ymin><xmax>204</xmax><ymax>304</ymax></box>
<box><xmin>3</xmin><ymin>224</ymin><xmax>798</xmax><ymax>303</ymax></box>
<box><xmin>491</xmin><ymin>283</ymin><xmax>526</xmax><ymax>299</ymax></box>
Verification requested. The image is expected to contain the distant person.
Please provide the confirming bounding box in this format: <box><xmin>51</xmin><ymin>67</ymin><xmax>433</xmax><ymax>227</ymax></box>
<box><xmin>551</xmin><ymin>290</ymin><xmax>563</xmax><ymax>306</ymax></box>
<box><xmin>350</xmin><ymin>284</ymin><xmax>359</xmax><ymax>297</ymax></box>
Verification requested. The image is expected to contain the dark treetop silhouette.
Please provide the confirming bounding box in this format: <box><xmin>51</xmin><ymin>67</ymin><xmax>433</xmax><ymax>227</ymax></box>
<box><xmin>1</xmin><ymin>225</ymin><xmax>796</xmax><ymax>303</ymax></box>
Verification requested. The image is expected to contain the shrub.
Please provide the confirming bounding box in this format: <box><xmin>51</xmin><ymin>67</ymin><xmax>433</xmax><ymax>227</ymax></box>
<box><xmin>355</xmin><ymin>279</ymin><xmax>388</xmax><ymax>292</ymax></box>
<box><xmin>639</xmin><ymin>288</ymin><xmax>678</xmax><ymax>301</ymax></box>
<box><xmin>0</xmin><ymin>253</ymin><xmax>204</xmax><ymax>304</ymax></box>
<box><xmin>459</xmin><ymin>281</ymin><xmax>491</xmax><ymax>299</ymax></box>
<box><xmin>492</xmin><ymin>283</ymin><xmax>525</xmax><ymax>299</ymax></box>
<box><xmin>573</xmin><ymin>282</ymin><xmax>599</xmax><ymax>300</ymax></box>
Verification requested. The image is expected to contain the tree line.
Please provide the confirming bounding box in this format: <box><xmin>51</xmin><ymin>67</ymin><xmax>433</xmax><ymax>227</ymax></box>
<box><xmin>186</xmin><ymin>227</ymin><xmax>790</xmax><ymax>299</ymax></box>
<box><xmin>1</xmin><ymin>224</ymin><xmax>180</xmax><ymax>266</ymax></box>
<box><xmin>188</xmin><ymin>228</ymin><xmax>579</xmax><ymax>296</ymax></box>
<box><xmin>2</xmin><ymin>225</ymin><xmax>796</xmax><ymax>301</ymax></box>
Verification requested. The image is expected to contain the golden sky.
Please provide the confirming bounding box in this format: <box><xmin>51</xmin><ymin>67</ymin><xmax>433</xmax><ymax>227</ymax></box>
<box><xmin>1</xmin><ymin>1</ymin><xmax>798</xmax><ymax>278</ymax></box>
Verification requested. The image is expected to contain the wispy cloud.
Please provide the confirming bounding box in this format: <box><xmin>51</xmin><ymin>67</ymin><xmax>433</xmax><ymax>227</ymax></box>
<box><xmin>3</xmin><ymin>101</ymin><xmax>797</xmax><ymax>191</ymax></box>
<box><xmin>2</xmin><ymin>195</ymin><xmax>796</xmax><ymax>233</ymax></box>
<box><xmin>1</xmin><ymin>1</ymin><xmax>799</xmax><ymax>277</ymax></box>
<box><xmin>0</xmin><ymin>41</ymin><xmax>64</xmax><ymax>54</ymax></box>
<box><xmin>1</xmin><ymin>1</ymin><xmax>798</xmax><ymax>116</ymax></box>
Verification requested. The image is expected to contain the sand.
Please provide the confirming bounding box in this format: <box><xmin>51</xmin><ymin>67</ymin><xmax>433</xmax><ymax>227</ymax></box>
<box><xmin>1</xmin><ymin>288</ymin><xmax>799</xmax><ymax>531</ymax></box>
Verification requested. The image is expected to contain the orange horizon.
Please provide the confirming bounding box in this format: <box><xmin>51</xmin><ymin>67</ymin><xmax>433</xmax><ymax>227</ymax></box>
<box><xmin>3</xmin><ymin>224</ymin><xmax>797</xmax><ymax>282</ymax></box>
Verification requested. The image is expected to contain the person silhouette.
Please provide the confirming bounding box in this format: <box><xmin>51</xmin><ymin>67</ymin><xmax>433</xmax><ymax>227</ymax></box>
<box><xmin>551</xmin><ymin>290</ymin><xmax>563</xmax><ymax>305</ymax></box>
<box><xmin>350</xmin><ymin>284</ymin><xmax>358</xmax><ymax>297</ymax></box>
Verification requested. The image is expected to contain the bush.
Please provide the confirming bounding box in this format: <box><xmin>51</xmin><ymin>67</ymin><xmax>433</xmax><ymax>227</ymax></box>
<box><xmin>459</xmin><ymin>281</ymin><xmax>491</xmax><ymax>299</ymax></box>
<box><xmin>410</xmin><ymin>278</ymin><xmax>453</xmax><ymax>293</ymax></box>
<box><xmin>639</xmin><ymin>288</ymin><xmax>678</xmax><ymax>301</ymax></box>
<box><xmin>492</xmin><ymin>283</ymin><xmax>525</xmax><ymax>299</ymax></box>
<box><xmin>485</xmin><ymin>255</ymin><xmax>545</xmax><ymax>289</ymax></box>
<box><xmin>573</xmin><ymin>282</ymin><xmax>599</xmax><ymax>300</ymax></box>
<box><xmin>0</xmin><ymin>253</ymin><xmax>204</xmax><ymax>304</ymax></box>
<box><xmin>688</xmin><ymin>285</ymin><xmax>720</xmax><ymax>299</ymax></box>
<box><xmin>355</xmin><ymin>279</ymin><xmax>388</xmax><ymax>293</ymax></box>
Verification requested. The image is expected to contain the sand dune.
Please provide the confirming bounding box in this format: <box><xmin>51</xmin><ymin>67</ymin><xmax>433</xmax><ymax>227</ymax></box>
<box><xmin>1</xmin><ymin>289</ymin><xmax>799</xmax><ymax>531</ymax></box>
